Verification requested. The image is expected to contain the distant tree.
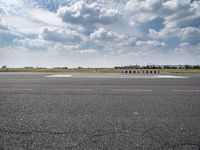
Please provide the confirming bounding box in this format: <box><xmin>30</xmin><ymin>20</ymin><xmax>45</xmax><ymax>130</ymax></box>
<box><xmin>185</xmin><ymin>65</ymin><xmax>191</xmax><ymax>70</ymax></box>
<box><xmin>193</xmin><ymin>65</ymin><xmax>200</xmax><ymax>69</ymax></box>
<box><xmin>163</xmin><ymin>65</ymin><xmax>172</xmax><ymax>69</ymax></box>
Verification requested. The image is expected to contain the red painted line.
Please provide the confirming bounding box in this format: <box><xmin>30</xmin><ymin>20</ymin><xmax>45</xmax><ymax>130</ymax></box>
<box><xmin>52</xmin><ymin>89</ymin><xmax>93</xmax><ymax>92</ymax></box>
<box><xmin>112</xmin><ymin>89</ymin><xmax>152</xmax><ymax>92</ymax></box>
<box><xmin>172</xmin><ymin>90</ymin><xmax>200</xmax><ymax>93</ymax></box>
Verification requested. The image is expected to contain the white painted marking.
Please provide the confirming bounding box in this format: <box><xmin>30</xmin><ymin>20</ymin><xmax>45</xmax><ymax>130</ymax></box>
<box><xmin>45</xmin><ymin>74</ymin><xmax>189</xmax><ymax>79</ymax></box>
<box><xmin>112</xmin><ymin>89</ymin><xmax>152</xmax><ymax>92</ymax></box>
<box><xmin>172</xmin><ymin>90</ymin><xmax>200</xmax><ymax>93</ymax></box>
<box><xmin>46</xmin><ymin>75</ymin><xmax>72</xmax><ymax>78</ymax></box>
<box><xmin>0</xmin><ymin>88</ymin><xmax>32</xmax><ymax>91</ymax></box>
<box><xmin>52</xmin><ymin>89</ymin><xmax>93</xmax><ymax>92</ymax></box>
<box><xmin>155</xmin><ymin>75</ymin><xmax>188</xmax><ymax>78</ymax></box>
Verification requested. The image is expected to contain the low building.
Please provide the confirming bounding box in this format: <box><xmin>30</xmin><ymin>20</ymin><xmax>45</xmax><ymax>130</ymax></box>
<box><xmin>24</xmin><ymin>66</ymin><xmax>34</xmax><ymax>69</ymax></box>
<box><xmin>1</xmin><ymin>65</ymin><xmax>7</xmax><ymax>69</ymax></box>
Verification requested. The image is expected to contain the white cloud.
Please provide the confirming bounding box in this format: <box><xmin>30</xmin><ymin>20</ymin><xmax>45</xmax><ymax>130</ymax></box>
<box><xmin>149</xmin><ymin>26</ymin><xmax>200</xmax><ymax>42</ymax></box>
<box><xmin>134</xmin><ymin>0</ymin><xmax>199</xmax><ymax>45</ymax></box>
<box><xmin>125</xmin><ymin>0</ymin><xmax>162</xmax><ymax>22</ymax></box>
<box><xmin>0</xmin><ymin>0</ymin><xmax>200</xmax><ymax>67</ymax></box>
<box><xmin>136</xmin><ymin>40</ymin><xmax>165</xmax><ymax>47</ymax></box>
<box><xmin>90</xmin><ymin>28</ymin><xmax>137</xmax><ymax>51</ymax></box>
<box><xmin>179</xmin><ymin>27</ymin><xmax>200</xmax><ymax>41</ymax></box>
<box><xmin>175</xmin><ymin>42</ymin><xmax>200</xmax><ymax>55</ymax></box>
<box><xmin>13</xmin><ymin>36</ymin><xmax>83</xmax><ymax>55</ymax></box>
<box><xmin>0</xmin><ymin>0</ymin><xmax>65</xmax><ymax>34</ymax></box>
<box><xmin>149</xmin><ymin>27</ymin><xmax>177</xmax><ymax>38</ymax></box>
<box><xmin>125</xmin><ymin>0</ymin><xmax>200</xmax><ymax>24</ymax></box>
<box><xmin>75</xmin><ymin>49</ymin><xmax>97</xmax><ymax>55</ymax></box>
<box><xmin>0</xmin><ymin>18</ymin><xmax>8</xmax><ymax>30</ymax></box>
<box><xmin>28</xmin><ymin>8</ymin><xmax>63</xmax><ymax>26</ymax></box>
<box><xmin>90</xmin><ymin>28</ymin><xmax>165</xmax><ymax>50</ymax></box>
<box><xmin>90</xmin><ymin>28</ymin><xmax>127</xmax><ymax>42</ymax></box>
<box><xmin>88</xmin><ymin>27</ymin><xmax>168</xmax><ymax>63</ymax></box>
<box><xmin>13</xmin><ymin>38</ymin><xmax>51</xmax><ymax>51</ymax></box>
<box><xmin>57</xmin><ymin>1</ymin><xmax>121</xmax><ymax>27</ymax></box>
<box><xmin>39</xmin><ymin>27</ymin><xmax>83</xmax><ymax>44</ymax></box>
<box><xmin>126</xmin><ymin>0</ymin><xmax>200</xmax><ymax>42</ymax></box>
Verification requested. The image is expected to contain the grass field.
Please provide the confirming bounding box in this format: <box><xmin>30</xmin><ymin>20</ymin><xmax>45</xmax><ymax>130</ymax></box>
<box><xmin>0</xmin><ymin>68</ymin><xmax>118</xmax><ymax>73</ymax></box>
<box><xmin>0</xmin><ymin>68</ymin><xmax>200</xmax><ymax>73</ymax></box>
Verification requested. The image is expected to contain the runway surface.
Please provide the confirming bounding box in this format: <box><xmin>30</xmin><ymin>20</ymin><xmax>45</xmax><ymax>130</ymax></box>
<box><xmin>0</xmin><ymin>73</ymin><xmax>200</xmax><ymax>150</ymax></box>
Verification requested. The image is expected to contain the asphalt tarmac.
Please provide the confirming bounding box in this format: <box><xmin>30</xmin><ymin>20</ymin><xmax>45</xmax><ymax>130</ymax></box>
<box><xmin>0</xmin><ymin>73</ymin><xmax>200</xmax><ymax>150</ymax></box>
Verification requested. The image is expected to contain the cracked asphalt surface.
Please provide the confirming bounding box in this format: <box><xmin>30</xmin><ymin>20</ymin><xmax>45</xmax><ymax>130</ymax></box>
<box><xmin>0</xmin><ymin>73</ymin><xmax>200</xmax><ymax>150</ymax></box>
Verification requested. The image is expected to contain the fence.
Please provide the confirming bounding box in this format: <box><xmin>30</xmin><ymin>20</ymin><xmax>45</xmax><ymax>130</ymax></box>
<box><xmin>122</xmin><ymin>70</ymin><xmax>160</xmax><ymax>74</ymax></box>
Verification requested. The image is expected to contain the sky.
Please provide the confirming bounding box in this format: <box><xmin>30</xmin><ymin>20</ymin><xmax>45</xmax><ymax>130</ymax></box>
<box><xmin>0</xmin><ymin>0</ymin><xmax>200</xmax><ymax>67</ymax></box>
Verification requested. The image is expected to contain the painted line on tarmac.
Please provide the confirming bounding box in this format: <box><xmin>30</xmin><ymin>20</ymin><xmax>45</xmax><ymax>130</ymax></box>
<box><xmin>155</xmin><ymin>75</ymin><xmax>189</xmax><ymax>78</ymax></box>
<box><xmin>172</xmin><ymin>90</ymin><xmax>200</xmax><ymax>93</ymax></box>
<box><xmin>0</xmin><ymin>88</ymin><xmax>33</xmax><ymax>91</ymax></box>
<box><xmin>45</xmin><ymin>74</ymin><xmax>189</xmax><ymax>79</ymax></box>
<box><xmin>112</xmin><ymin>89</ymin><xmax>152</xmax><ymax>92</ymax></box>
<box><xmin>52</xmin><ymin>88</ymin><xmax>93</xmax><ymax>92</ymax></box>
<box><xmin>46</xmin><ymin>75</ymin><xmax>72</xmax><ymax>78</ymax></box>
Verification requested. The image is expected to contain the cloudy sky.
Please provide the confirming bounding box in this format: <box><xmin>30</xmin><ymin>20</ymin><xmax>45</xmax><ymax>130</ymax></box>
<box><xmin>0</xmin><ymin>0</ymin><xmax>200</xmax><ymax>67</ymax></box>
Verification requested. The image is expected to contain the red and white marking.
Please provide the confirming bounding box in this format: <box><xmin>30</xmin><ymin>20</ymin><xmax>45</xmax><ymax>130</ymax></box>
<box><xmin>172</xmin><ymin>90</ymin><xmax>200</xmax><ymax>93</ymax></box>
<box><xmin>112</xmin><ymin>89</ymin><xmax>152</xmax><ymax>92</ymax></box>
<box><xmin>52</xmin><ymin>88</ymin><xmax>93</xmax><ymax>92</ymax></box>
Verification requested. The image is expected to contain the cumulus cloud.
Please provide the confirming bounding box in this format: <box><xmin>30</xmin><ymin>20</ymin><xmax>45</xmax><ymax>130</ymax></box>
<box><xmin>90</xmin><ymin>28</ymin><xmax>128</xmax><ymax>42</ymax></box>
<box><xmin>13</xmin><ymin>34</ymin><xmax>84</xmax><ymax>55</ymax></box>
<box><xmin>125</xmin><ymin>0</ymin><xmax>200</xmax><ymax>24</ymax></box>
<box><xmin>179</xmin><ymin>27</ymin><xmax>200</xmax><ymax>42</ymax></box>
<box><xmin>0</xmin><ymin>0</ymin><xmax>200</xmax><ymax>67</ymax></box>
<box><xmin>57</xmin><ymin>1</ymin><xmax>121</xmax><ymax>27</ymax></box>
<box><xmin>122</xmin><ymin>0</ymin><xmax>200</xmax><ymax>44</ymax></box>
<box><xmin>136</xmin><ymin>40</ymin><xmax>165</xmax><ymax>47</ymax></box>
<box><xmin>125</xmin><ymin>0</ymin><xmax>162</xmax><ymax>22</ymax></box>
<box><xmin>171</xmin><ymin>42</ymin><xmax>200</xmax><ymax>64</ymax></box>
<box><xmin>126</xmin><ymin>0</ymin><xmax>200</xmax><ymax>42</ymax></box>
<box><xmin>14</xmin><ymin>38</ymin><xmax>52</xmax><ymax>51</ymax></box>
<box><xmin>90</xmin><ymin>28</ymin><xmax>137</xmax><ymax>50</ymax></box>
<box><xmin>89</xmin><ymin>27</ymin><xmax>166</xmax><ymax>57</ymax></box>
<box><xmin>90</xmin><ymin>27</ymin><xmax>165</xmax><ymax>48</ymax></box>
<box><xmin>39</xmin><ymin>27</ymin><xmax>83</xmax><ymax>44</ymax></box>
<box><xmin>149</xmin><ymin>26</ymin><xmax>200</xmax><ymax>43</ymax></box>
<box><xmin>75</xmin><ymin>49</ymin><xmax>97</xmax><ymax>55</ymax></box>
<box><xmin>175</xmin><ymin>42</ymin><xmax>200</xmax><ymax>55</ymax></box>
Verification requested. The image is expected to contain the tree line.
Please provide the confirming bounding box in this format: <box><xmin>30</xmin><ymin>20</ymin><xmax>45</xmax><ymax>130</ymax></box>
<box><xmin>114</xmin><ymin>65</ymin><xmax>200</xmax><ymax>69</ymax></box>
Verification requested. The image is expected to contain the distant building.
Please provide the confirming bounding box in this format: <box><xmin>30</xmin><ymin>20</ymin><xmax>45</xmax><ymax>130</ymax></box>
<box><xmin>115</xmin><ymin>65</ymin><xmax>140</xmax><ymax>69</ymax></box>
<box><xmin>1</xmin><ymin>65</ymin><xmax>7</xmax><ymax>69</ymax></box>
<box><xmin>177</xmin><ymin>65</ymin><xmax>185</xmax><ymax>69</ymax></box>
<box><xmin>24</xmin><ymin>66</ymin><xmax>34</xmax><ymax>69</ymax></box>
<box><xmin>53</xmin><ymin>67</ymin><xmax>61</xmax><ymax>69</ymax></box>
